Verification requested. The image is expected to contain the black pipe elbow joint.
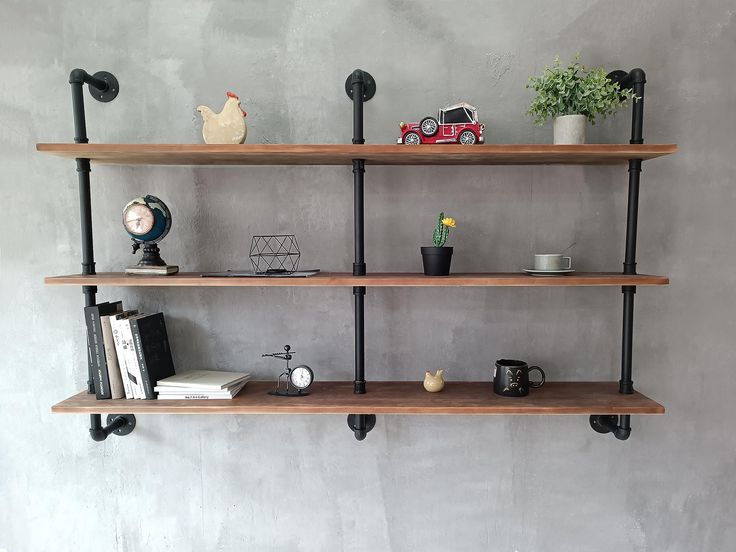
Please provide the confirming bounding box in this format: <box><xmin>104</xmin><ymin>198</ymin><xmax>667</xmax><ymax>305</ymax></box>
<box><xmin>590</xmin><ymin>415</ymin><xmax>632</xmax><ymax>441</ymax></box>
<box><xmin>89</xmin><ymin>414</ymin><xmax>136</xmax><ymax>442</ymax></box>
<box><xmin>69</xmin><ymin>68</ymin><xmax>119</xmax><ymax>103</ymax></box>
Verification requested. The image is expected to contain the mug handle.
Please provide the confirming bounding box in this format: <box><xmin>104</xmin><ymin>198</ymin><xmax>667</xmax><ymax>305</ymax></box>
<box><xmin>528</xmin><ymin>366</ymin><xmax>546</xmax><ymax>388</ymax></box>
<box><xmin>563</xmin><ymin>256</ymin><xmax>572</xmax><ymax>270</ymax></box>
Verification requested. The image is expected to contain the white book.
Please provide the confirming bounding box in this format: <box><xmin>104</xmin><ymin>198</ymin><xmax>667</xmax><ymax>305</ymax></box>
<box><xmin>155</xmin><ymin>380</ymin><xmax>251</xmax><ymax>395</ymax></box>
<box><xmin>157</xmin><ymin>380</ymin><xmax>249</xmax><ymax>400</ymax></box>
<box><xmin>110</xmin><ymin>311</ymin><xmax>138</xmax><ymax>399</ymax></box>
<box><xmin>156</xmin><ymin>369</ymin><xmax>251</xmax><ymax>390</ymax></box>
<box><xmin>111</xmin><ymin>313</ymin><xmax>147</xmax><ymax>399</ymax></box>
<box><xmin>158</xmin><ymin>393</ymin><xmax>233</xmax><ymax>400</ymax></box>
<box><xmin>100</xmin><ymin>313</ymin><xmax>126</xmax><ymax>399</ymax></box>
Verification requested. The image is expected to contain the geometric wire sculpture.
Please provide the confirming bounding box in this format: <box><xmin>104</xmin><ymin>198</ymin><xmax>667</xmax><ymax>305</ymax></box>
<box><xmin>249</xmin><ymin>234</ymin><xmax>301</xmax><ymax>274</ymax></box>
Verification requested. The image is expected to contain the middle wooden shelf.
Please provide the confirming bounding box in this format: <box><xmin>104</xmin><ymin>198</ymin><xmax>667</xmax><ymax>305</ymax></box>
<box><xmin>45</xmin><ymin>272</ymin><xmax>669</xmax><ymax>287</ymax></box>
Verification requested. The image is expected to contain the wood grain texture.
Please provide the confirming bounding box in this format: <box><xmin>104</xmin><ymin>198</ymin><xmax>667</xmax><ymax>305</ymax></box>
<box><xmin>44</xmin><ymin>272</ymin><xmax>669</xmax><ymax>287</ymax></box>
<box><xmin>51</xmin><ymin>381</ymin><xmax>665</xmax><ymax>415</ymax></box>
<box><xmin>36</xmin><ymin>143</ymin><xmax>677</xmax><ymax>166</ymax></box>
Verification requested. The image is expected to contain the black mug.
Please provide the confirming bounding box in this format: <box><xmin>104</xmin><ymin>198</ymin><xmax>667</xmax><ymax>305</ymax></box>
<box><xmin>493</xmin><ymin>359</ymin><xmax>546</xmax><ymax>397</ymax></box>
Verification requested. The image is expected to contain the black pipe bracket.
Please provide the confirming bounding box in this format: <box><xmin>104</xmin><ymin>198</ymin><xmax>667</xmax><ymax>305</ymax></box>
<box><xmin>589</xmin><ymin>415</ymin><xmax>631</xmax><ymax>441</ymax></box>
<box><xmin>347</xmin><ymin>414</ymin><xmax>377</xmax><ymax>441</ymax></box>
<box><xmin>89</xmin><ymin>414</ymin><xmax>136</xmax><ymax>442</ymax></box>
<box><xmin>89</xmin><ymin>72</ymin><xmax>119</xmax><ymax>102</ymax></box>
<box><xmin>344</xmin><ymin>70</ymin><xmax>376</xmax><ymax>102</ymax></box>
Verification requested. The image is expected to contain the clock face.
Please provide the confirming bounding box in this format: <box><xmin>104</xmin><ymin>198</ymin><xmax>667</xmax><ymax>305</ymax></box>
<box><xmin>123</xmin><ymin>204</ymin><xmax>155</xmax><ymax>235</ymax></box>
<box><xmin>289</xmin><ymin>365</ymin><xmax>314</xmax><ymax>390</ymax></box>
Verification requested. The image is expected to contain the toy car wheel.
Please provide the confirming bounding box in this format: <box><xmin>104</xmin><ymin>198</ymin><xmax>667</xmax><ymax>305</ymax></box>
<box><xmin>419</xmin><ymin>117</ymin><xmax>438</xmax><ymax>137</ymax></box>
<box><xmin>458</xmin><ymin>130</ymin><xmax>477</xmax><ymax>145</ymax></box>
<box><xmin>403</xmin><ymin>132</ymin><xmax>422</xmax><ymax>145</ymax></box>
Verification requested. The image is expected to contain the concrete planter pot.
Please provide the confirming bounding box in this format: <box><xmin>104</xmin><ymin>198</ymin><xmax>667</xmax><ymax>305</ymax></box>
<box><xmin>553</xmin><ymin>114</ymin><xmax>587</xmax><ymax>144</ymax></box>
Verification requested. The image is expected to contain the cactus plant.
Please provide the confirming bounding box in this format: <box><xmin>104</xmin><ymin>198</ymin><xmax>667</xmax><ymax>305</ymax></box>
<box><xmin>432</xmin><ymin>212</ymin><xmax>456</xmax><ymax>247</ymax></box>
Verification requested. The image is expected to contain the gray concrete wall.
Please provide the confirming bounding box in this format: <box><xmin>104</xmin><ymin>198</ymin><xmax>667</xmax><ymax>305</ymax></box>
<box><xmin>1</xmin><ymin>1</ymin><xmax>734</xmax><ymax>550</ymax></box>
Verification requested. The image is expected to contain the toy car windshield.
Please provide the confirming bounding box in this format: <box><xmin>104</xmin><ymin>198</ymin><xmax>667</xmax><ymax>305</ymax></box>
<box><xmin>441</xmin><ymin>107</ymin><xmax>475</xmax><ymax>124</ymax></box>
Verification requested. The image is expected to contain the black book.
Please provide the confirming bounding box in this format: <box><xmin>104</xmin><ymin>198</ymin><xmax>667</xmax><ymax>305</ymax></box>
<box><xmin>129</xmin><ymin>313</ymin><xmax>176</xmax><ymax>399</ymax></box>
<box><xmin>84</xmin><ymin>301</ymin><xmax>123</xmax><ymax>399</ymax></box>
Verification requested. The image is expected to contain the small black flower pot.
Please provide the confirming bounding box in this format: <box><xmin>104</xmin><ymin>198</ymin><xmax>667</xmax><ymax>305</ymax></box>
<box><xmin>421</xmin><ymin>246</ymin><xmax>453</xmax><ymax>276</ymax></box>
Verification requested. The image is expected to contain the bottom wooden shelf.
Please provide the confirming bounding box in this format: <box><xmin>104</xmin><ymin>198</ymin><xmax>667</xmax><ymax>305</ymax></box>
<box><xmin>51</xmin><ymin>381</ymin><xmax>664</xmax><ymax>415</ymax></box>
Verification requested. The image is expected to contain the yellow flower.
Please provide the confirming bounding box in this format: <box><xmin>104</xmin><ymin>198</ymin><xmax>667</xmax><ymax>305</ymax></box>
<box><xmin>441</xmin><ymin>217</ymin><xmax>457</xmax><ymax>228</ymax></box>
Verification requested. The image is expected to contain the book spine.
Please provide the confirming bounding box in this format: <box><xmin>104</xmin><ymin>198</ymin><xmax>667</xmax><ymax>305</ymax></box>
<box><xmin>110</xmin><ymin>318</ymin><xmax>133</xmax><ymax>399</ymax></box>
<box><xmin>101</xmin><ymin>316</ymin><xmax>125</xmax><ymax>399</ymax></box>
<box><xmin>130</xmin><ymin>319</ymin><xmax>154</xmax><ymax>399</ymax></box>
<box><xmin>84</xmin><ymin>308</ymin><xmax>111</xmax><ymax>399</ymax></box>
<box><xmin>120</xmin><ymin>320</ymin><xmax>143</xmax><ymax>399</ymax></box>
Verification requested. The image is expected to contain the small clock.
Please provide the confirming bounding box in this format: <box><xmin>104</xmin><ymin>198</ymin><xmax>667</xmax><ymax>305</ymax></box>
<box><xmin>123</xmin><ymin>202</ymin><xmax>156</xmax><ymax>236</ymax></box>
<box><xmin>263</xmin><ymin>344</ymin><xmax>315</xmax><ymax>396</ymax></box>
<box><xmin>123</xmin><ymin>195</ymin><xmax>179</xmax><ymax>275</ymax></box>
<box><xmin>289</xmin><ymin>365</ymin><xmax>314</xmax><ymax>390</ymax></box>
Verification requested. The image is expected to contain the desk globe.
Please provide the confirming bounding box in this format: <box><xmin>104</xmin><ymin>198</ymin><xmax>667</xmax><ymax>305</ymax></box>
<box><xmin>123</xmin><ymin>195</ymin><xmax>179</xmax><ymax>275</ymax></box>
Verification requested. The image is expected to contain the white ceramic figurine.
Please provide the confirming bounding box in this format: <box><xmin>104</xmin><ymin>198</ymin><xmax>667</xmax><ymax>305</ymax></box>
<box><xmin>197</xmin><ymin>91</ymin><xmax>248</xmax><ymax>144</ymax></box>
<box><xmin>423</xmin><ymin>369</ymin><xmax>445</xmax><ymax>392</ymax></box>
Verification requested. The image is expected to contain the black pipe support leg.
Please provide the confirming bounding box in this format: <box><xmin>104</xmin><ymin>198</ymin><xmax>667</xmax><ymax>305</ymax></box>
<box><xmin>347</xmin><ymin>414</ymin><xmax>376</xmax><ymax>441</ymax></box>
<box><xmin>346</xmin><ymin>70</ymin><xmax>375</xmax><ymax>399</ymax></box>
<box><xmin>89</xmin><ymin>413</ymin><xmax>136</xmax><ymax>442</ymax></box>
<box><xmin>589</xmin><ymin>415</ymin><xmax>631</xmax><ymax>441</ymax></box>
<box><xmin>70</xmin><ymin>70</ymin><xmax>134</xmax><ymax>440</ymax></box>
<box><xmin>601</xmin><ymin>68</ymin><xmax>646</xmax><ymax>443</ymax></box>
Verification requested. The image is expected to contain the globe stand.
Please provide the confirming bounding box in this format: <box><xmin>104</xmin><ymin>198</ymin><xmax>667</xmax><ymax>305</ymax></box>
<box><xmin>126</xmin><ymin>242</ymin><xmax>179</xmax><ymax>275</ymax></box>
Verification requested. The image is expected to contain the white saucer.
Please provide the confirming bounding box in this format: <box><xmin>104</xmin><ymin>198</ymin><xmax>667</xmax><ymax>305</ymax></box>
<box><xmin>522</xmin><ymin>268</ymin><xmax>575</xmax><ymax>276</ymax></box>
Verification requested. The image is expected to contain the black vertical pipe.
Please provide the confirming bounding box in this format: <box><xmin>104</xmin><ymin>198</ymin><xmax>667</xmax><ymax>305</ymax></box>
<box><xmin>352</xmin><ymin>160</ymin><xmax>366</xmax><ymax>394</ymax></box>
<box><xmin>353</xmin><ymin>161</ymin><xmax>366</xmax><ymax>275</ymax></box>
<box><xmin>70</xmin><ymin>73</ymin><xmax>98</xmax><ymax>396</ymax></box>
<box><xmin>350</xmin><ymin>70</ymin><xmax>367</xmax><ymax>395</ymax></box>
<box><xmin>620</xmin><ymin>70</ymin><xmax>645</xmax><ymax>405</ymax></box>
<box><xmin>69</xmin><ymin>69</ymin><xmax>125</xmax><ymax>440</ymax></box>
<box><xmin>352</xmin><ymin>73</ymin><xmax>365</xmax><ymax>146</ymax></box>
<box><xmin>351</xmin><ymin>70</ymin><xmax>367</xmax><ymax>276</ymax></box>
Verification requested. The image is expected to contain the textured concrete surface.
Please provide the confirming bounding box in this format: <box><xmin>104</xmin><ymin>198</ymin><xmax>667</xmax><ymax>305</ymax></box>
<box><xmin>1</xmin><ymin>1</ymin><xmax>735</xmax><ymax>550</ymax></box>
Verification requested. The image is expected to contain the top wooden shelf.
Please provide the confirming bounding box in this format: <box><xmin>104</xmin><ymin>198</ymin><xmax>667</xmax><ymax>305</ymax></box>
<box><xmin>36</xmin><ymin>143</ymin><xmax>677</xmax><ymax>166</ymax></box>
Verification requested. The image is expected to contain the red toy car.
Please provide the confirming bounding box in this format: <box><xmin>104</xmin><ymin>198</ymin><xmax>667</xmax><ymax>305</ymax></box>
<box><xmin>398</xmin><ymin>102</ymin><xmax>485</xmax><ymax>145</ymax></box>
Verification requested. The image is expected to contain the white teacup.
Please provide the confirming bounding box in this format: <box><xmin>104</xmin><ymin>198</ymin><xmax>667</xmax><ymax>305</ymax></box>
<box><xmin>534</xmin><ymin>254</ymin><xmax>572</xmax><ymax>271</ymax></box>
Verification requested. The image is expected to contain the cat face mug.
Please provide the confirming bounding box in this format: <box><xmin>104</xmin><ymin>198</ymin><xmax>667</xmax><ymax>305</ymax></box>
<box><xmin>493</xmin><ymin>359</ymin><xmax>546</xmax><ymax>397</ymax></box>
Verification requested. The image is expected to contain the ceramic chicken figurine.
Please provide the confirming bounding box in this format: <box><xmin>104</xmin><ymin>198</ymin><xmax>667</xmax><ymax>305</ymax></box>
<box><xmin>423</xmin><ymin>369</ymin><xmax>445</xmax><ymax>392</ymax></box>
<box><xmin>197</xmin><ymin>91</ymin><xmax>248</xmax><ymax>144</ymax></box>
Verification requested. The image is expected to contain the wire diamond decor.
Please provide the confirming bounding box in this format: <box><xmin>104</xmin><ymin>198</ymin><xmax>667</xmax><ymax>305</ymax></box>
<box><xmin>249</xmin><ymin>234</ymin><xmax>301</xmax><ymax>274</ymax></box>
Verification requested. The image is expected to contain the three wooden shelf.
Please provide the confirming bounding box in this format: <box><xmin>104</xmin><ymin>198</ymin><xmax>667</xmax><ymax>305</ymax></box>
<box><xmin>39</xmin><ymin>142</ymin><xmax>673</xmax><ymax>425</ymax></box>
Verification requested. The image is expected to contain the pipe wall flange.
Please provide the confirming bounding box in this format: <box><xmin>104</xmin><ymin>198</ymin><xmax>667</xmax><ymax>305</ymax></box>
<box><xmin>344</xmin><ymin>70</ymin><xmax>376</xmax><ymax>102</ymax></box>
<box><xmin>107</xmin><ymin>414</ymin><xmax>136</xmax><ymax>436</ymax></box>
<box><xmin>89</xmin><ymin>71</ymin><xmax>119</xmax><ymax>102</ymax></box>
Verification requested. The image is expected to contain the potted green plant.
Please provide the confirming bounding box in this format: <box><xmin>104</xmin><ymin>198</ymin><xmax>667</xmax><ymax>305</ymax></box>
<box><xmin>421</xmin><ymin>213</ymin><xmax>456</xmax><ymax>276</ymax></box>
<box><xmin>527</xmin><ymin>56</ymin><xmax>637</xmax><ymax>144</ymax></box>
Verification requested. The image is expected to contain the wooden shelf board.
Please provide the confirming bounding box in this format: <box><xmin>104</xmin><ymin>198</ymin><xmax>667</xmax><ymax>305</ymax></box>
<box><xmin>36</xmin><ymin>143</ymin><xmax>677</xmax><ymax>166</ymax></box>
<box><xmin>44</xmin><ymin>272</ymin><xmax>669</xmax><ymax>287</ymax></box>
<box><xmin>51</xmin><ymin>381</ymin><xmax>664</xmax><ymax>415</ymax></box>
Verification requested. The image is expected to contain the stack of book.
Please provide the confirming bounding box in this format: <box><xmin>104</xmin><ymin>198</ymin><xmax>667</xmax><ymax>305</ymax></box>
<box><xmin>154</xmin><ymin>370</ymin><xmax>251</xmax><ymax>400</ymax></box>
<box><xmin>84</xmin><ymin>301</ymin><xmax>176</xmax><ymax>400</ymax></box>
